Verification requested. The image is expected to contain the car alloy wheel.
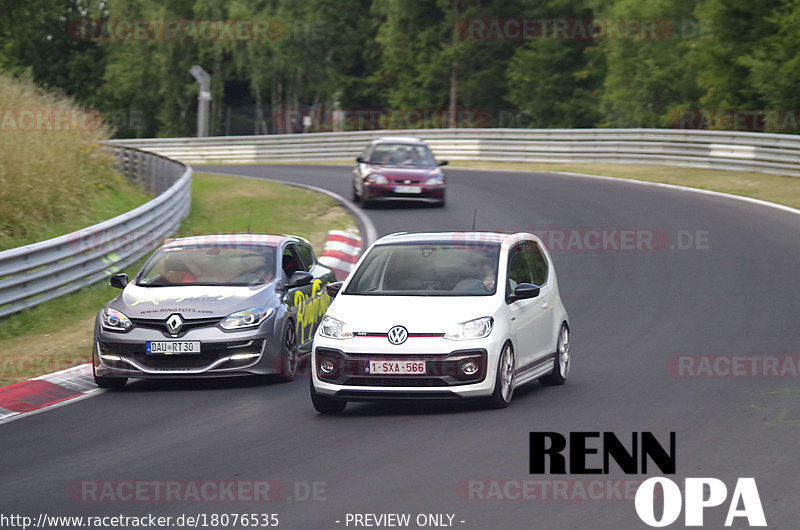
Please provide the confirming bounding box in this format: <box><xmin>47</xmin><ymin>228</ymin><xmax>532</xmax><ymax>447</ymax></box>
<box><xmin>488</xmin><ymin>342</ymin><xmax>514</xmax><ymax>408</ymax></box>
<box><xmin>542</xmin><ymin>323</ymin><xmax>570</xmax><ymax>386</ymax></box>
<box><xmin>278</xmin><ymin>324</ymin><xmax>297</xmax><ymax>381</ymax></box>
<box><xmin>310</xmin><ymin>377</ymin><xmax>347</xmax><ymax>414</ymax></box>
<box><xmin>92</xmin><ymin>364</ymin><xmax>127</xmax><ymax>389</ymax></box>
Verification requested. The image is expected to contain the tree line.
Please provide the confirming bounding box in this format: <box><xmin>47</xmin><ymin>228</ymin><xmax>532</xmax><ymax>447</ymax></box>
<box><xmin>2</xmin><ymin>0</ymin><xmax>798</xmax><ymax>138</ymax></box>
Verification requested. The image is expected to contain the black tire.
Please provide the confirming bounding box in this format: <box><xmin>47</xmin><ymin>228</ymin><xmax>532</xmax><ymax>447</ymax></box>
<box><xmin>352</xmin><ymin>185</ymin><xmax>361</xmax><ymax>203</ymax></box>
<box><xmin>276</xmin><ymin>323</ymin><xmax>298</xmax><ymax>381</ymax></box>
<box><xmin>487</xmin><ymin>342</ymin><xmax>515</xmax><ymax>409</ymax></box>
<box><xmin>541</xmin><ymin>323</ymin><xmax>570</xmax><ymax>386</ymax></box>
<box><xmin>93</xmin><ymin>371</ymin><xmax>127</xmax><ymax>389</ymax></box>
<box><xmin>310</xmin><ymin>377</ymin><xmax>347</xmax><ymax>414</ymax></box>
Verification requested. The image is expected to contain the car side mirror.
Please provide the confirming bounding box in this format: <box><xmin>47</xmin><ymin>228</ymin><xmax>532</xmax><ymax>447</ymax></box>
<box><xmin>287</xmin><ymin>271</ymin><xmax>313</xmax><ymax>288</ymax></box>
<box><xmin>507</xmin><ymin>283</ymin><xmax>540</xmax><ymax>303</ymax></box>
<box><xmin>356</xmin><ymin>156</ymin><xmax>365</xmax><ymax>163</ymax></box>
<box><xmin>326</xmin><ymin>281</ymin><xmax>343</xmax><ymax>298</ymax></box>
<box><xmin>110</xmin><ymin>273</ymin><xmax>128</xmax><ymax>289</ymax></box>
<box><xmin>438</xmin><ymin>160</ymin><xmax>448</xmax><ymax>166</ymax></box>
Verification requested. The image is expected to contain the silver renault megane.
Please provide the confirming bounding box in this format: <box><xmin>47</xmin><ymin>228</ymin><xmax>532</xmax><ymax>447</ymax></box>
<box><xmin>92</xmin><ymin>234</ymin><xmax>336</xmax><ymax>388</ymax></box>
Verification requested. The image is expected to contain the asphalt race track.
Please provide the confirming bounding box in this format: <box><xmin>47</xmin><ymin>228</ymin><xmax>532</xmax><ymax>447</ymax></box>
<box><xmin>1</xmin><ymin>164</ymin><xmax>798</xmax><ymax>529</ymax></box>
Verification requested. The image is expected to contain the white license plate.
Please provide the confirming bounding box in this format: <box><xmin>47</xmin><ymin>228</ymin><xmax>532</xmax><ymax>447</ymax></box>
<box><xmin>146</xmin><ymin>341</ymin><xmax>201</xmax><ymax>354</ymax></box>
<box><xmin>365</xmin><ymin>360</ymin><xmax>426</xmax><ymax>375</ymax></box>
<box><xmin>394</xmin><ymin>185</ymin><xmax>422</xmax><ymax>194</ymax></box>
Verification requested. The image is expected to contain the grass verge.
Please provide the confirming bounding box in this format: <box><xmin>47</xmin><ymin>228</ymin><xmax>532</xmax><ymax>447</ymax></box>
<box><xmin>0</xmin><ymin>172</ymin><xmax>357</xmax><ymax>386</ymax></box>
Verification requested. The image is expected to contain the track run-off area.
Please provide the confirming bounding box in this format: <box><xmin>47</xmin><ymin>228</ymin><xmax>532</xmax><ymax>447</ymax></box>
<box><xmin>1</xmin><ymin>164</ymin><xmax>798</xmax><ymax>528</ymax></box>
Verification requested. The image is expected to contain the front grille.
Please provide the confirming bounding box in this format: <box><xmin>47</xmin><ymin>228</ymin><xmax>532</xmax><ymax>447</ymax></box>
<box><xmin>316</xmin><ymin>348</ymin><xmax>487</xmax><ymax>387</ymax></box>
<box><xmin>343</xmin><ymin>377</ymin><xmax>449</xmax><ymax>387</ymax></box>
<box><xmin>335</xmin><ymin>390</ymin><xmax>460</xmax><ymax>401</ymax></box>
<box><xmin>98</xmin><ymin>340</ymin><xmax>264</xmax><ymax>371</ymax></box>
<box><xmin>129</xmin><ymin>317</ymin><xmax>221</xmax><ymax>338</ymax></box>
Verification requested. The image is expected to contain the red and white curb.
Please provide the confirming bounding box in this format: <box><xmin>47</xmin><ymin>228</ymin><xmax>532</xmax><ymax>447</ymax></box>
<box><xmin>0</xmin><ymin>363</ymin><xmax>97</xmax><ymax>423</ymax></box>
<box><xmin>319</xmin><ymin>230</ymin><xmax>362</xmax><ymax>280</ymax></box>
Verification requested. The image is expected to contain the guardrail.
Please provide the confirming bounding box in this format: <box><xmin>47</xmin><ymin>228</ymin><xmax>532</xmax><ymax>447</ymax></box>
<box><xmin>109</xmin><ymin>128</ymin><xmax>800</xmax><ymax>177</ymax></box>
<box><xmin>0</xmin><ymin>147</ymin><xmax>191</xmax><ymax>318</ymax></box>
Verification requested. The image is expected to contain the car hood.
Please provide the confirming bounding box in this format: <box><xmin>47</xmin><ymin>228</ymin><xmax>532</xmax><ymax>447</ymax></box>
<box><xmin>367</xmin><ymin>165</ymin><xmax>441</xmax><ymax>179</ymax></box>
<box><xmin>111</xmin><ymin>283</ymin><xmax>277</xmax><ymax>319</ymax></box>
<box><xmin>327</xmin><ymin>294</ymin><xmax>499</xmax><ymax>333</ymax></box>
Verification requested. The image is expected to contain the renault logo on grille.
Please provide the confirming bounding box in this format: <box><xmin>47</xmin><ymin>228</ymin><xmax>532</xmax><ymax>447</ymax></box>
<box><xmin>387</xmin><ymin>325</ymin><xmax>408</xmax><ymax>345</ymax></box>
<box><xmin>166</xmin><ymin>314</ymin><xmax>184</xmax><ymax>335</ymax></box>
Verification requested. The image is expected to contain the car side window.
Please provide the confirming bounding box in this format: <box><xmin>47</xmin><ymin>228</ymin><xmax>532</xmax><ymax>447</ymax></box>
<box><xmin>525</xmin><ymin>241</ymin><xmax>548</xmax><ymax>286</ymax></box>
<box><xmin>282</xmin><ymin>245</ymin><xmax>303</xmax><ymax>278</ymax></box>
<box><xmin>295</xmin><ymin>243</ymin><xmax>314</xmax><ymax>272</ymax></box>
<box><xmin>506</xmin><ymin>244</ymin><xmax>534</xmax><ymax>295</ymax></box>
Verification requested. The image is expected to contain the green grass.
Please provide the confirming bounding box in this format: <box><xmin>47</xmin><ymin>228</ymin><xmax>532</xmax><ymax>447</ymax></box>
<box><xmin>176</xmin><ymin>173</ymin><xmax>354</xmax><ymax>250</ymax></box>
<box><xmin>0</xmin><ymin>172</ymin><xmax>357</xmax><ymax>386</ymax></box>
<box><xmin>0</xmin><ymin>71</ymin><xmax>152</xmax><ymax>250</ymax></box>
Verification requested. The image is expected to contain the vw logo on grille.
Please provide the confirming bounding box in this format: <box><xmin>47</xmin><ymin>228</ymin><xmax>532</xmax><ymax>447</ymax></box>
<box><xmin>166</xmin><ymin>314</ymin><xmax>184</xmax><ymax>335</ymax></box>
<box><xmin>387</xmin><ymin>325</ymin><xmax>408</xmax><ymax>345</ymax></box>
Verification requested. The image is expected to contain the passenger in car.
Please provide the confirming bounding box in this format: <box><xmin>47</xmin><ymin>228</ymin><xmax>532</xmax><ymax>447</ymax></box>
<box><xmin>159</xmin><ymin>255</ymin><xmax>196</xmax><ymax>284</ymax></box>
<box><xmin>452</xmin><ymin>264</ymin><xmax>496</xmax><ymax>293</ymax></box>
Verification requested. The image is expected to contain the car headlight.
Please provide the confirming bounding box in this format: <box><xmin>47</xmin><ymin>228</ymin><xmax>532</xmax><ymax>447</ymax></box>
<box><xmin>102</xmin><ymin>308</ymin><xmax>132</xmax><ymax>331</ymax></box>
<box><xmin>444</xmin><ymin>316</ymin><xmax>493</xmax><ymax>340</ymax></box>
<box><xmin>220</xmin><ymin>307</ymin><xmax>274</xmax><ymax>330</ymax></box>
<box><xmin>425</xmin><ymin>175</ymin><xmax>443</xmax><ymax>185</ymax></box>
<box><xmin>366</xmin><ymin>173</ymin><xmax>388</xmax><ymax>184</ymax></box>
<box><xmin>319</xmin><ymin>316</ymin><xmax>353</xmax><ymax>339</ymax></box>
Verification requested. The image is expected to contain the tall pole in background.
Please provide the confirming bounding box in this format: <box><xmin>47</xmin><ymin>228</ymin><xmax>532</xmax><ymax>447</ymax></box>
<box><xmin>189</xmin><ymin>65</ymin><xmax>211</xmax><ymax>137</ymax></box>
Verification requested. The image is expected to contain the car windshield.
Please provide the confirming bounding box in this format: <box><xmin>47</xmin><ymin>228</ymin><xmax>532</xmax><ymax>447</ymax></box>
<box><xmin>136</xmin><ymin>245</ymin><xmax>277</xmax><ymax>287</ymax></box>
<box><xmin>344</xmin><ymin>243</ymin><xmax>500</xmax><ymax>296</ymax></box>
<box><xmin>368</xmin><ymin>144</ymin><xmax>437</xmax><ymax>166</ymax></box>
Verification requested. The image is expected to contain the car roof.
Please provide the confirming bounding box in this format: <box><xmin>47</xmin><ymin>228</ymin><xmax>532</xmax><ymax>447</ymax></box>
<box><xmin>371</xmin><ymin>137</ymin><xmax>426</xmax><ymax>145</ymax></box>
<box><xmin>161</xmin><ymin>234</ymin><xmax>303</xmax><ymax>249</ymax></box>
<box><xmin>373</xmin><ymin>231</ymin><xmax>530</xmax><ymax>247</ymax></box>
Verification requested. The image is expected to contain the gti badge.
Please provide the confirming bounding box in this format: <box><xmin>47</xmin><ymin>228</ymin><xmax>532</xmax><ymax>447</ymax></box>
<box><xmin>387</xmin><ymin>325</ymin><xmax>408</xmax><ymax>345</ymax></box>
<box><xmin>166</xmin><ymin>314</ymin><xmax>184</xmax><ymax>335</ymax></box>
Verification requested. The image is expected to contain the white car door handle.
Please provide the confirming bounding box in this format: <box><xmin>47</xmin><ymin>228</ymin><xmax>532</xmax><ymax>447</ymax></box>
<box><xmin>542</xmin><ymin>302</ymin><xmax>549</xmax><ymax>309</ymax></box>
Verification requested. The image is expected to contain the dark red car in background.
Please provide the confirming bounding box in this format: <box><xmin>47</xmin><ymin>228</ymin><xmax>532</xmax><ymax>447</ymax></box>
<box><xmin>353</xmin><ymin>137</ymin><xmax>448</xmax><ymax>207</ymax></box>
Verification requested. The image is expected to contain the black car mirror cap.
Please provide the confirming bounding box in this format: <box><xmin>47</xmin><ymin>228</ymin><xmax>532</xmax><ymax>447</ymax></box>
<box><xmin>507</xmin><ymin>283</ymin><xmax>540</xmax><ymax>303</ymax></box>
<box><xmin>110</xmin><ymin>273</ymin><xmax>129</xmax><ymax>289</ymax></box>
<box><xmin>438</xmin><ymin>160</ymin><xmax>449</xmax><ymax>166</ymax></box>
<box><xmin>287</xmin><ymin>271</ymin><xmax>314</xmax><ymax>288</ymax></box>
<box><xmin>326</xmin><ymin>281</ymin><xmax>343</xmax><ymax>298</ymax></box>
<box><xmin>356</xmin><ymin>156</ymin><xmax>365</xmax><ymax>163</ymax></box>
